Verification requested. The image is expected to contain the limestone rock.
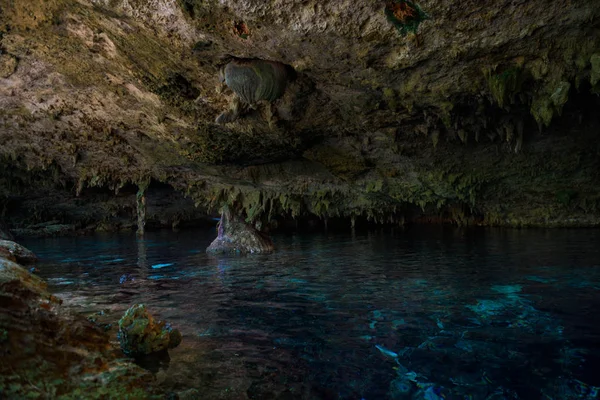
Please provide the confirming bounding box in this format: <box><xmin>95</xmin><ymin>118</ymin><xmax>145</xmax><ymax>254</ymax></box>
<box><xmin>216</xmin><ymin>58</ymin><xmax>294</xmax><ymax>124</ymax></box>
<box><xmin>206</xmin><ymin>205</ymin><xmax>274</xmax><ymax>254</ymax></box>
<box><xmin>118</xmin><ymin>304</ymin><xmax>182</xmax><ymax>357</ymax></box>
<box><xmin>0</xmin><ymin>240</ymin><xmax>38</xmax><ymax>264</ymax></box>
<box><xmin>0</xmin><ymin>53</ymin><xmax>17</xmax><ymax>78</ymax></box>
<box><xmin>0</xmin><ymin>255</ymin><xmax>163</xmax><ymax>398</ymax></box>
<box><xmin>1</xmin><ymin>0</ymin><xmax>600</xmax><ymax>229</ymax></box>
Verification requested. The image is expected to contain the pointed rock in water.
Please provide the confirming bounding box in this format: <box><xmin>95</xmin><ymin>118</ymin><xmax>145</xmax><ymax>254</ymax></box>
<box><xmin>118</xmin><ymin>304</ymin><xmax>182</xmax><ymax>357</ymax></box>
<box><xmin>206</xmin><ymin>205</ymin><xmax>274</xmax><ymax>255</ymax></box>
<box><xmin>0</xmin><ymin>239</ymin><xmax>38</xmax><ymax>264</ymax></box>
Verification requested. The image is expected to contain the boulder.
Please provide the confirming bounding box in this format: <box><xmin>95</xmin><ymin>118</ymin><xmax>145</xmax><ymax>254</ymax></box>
<box><xmin>206</xmin><ymin>205</ymin><xmax>274</xmax><ymax>254</ymax></box>
<box><xmin>118</xmin><ymin>304</ymin><xmax>182</xmax><ymax>357</ymax></box>
<box><xmin>0</xmin><ymin>254</ymin><xmax>164</xmax><ymax>399</ymax></box>
<box><xmin>0</xmin><ymin>239</ymin><xmax>38</xmax><ymax>264</ymax></box>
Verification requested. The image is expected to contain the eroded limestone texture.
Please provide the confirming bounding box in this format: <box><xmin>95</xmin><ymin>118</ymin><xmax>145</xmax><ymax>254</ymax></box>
<box><xmin>206</xmin><ymin>205</ymin><xmax>275</xmax><ymax>254</ymax></box>
<box><xmin>0</xmin><ymin>0</ymin><xmax>599</xmax><ymax>230</ymax></box>
<box><xmin>0</xmin><ymin>53</ymin><xmax>18</xmax><ymax>78</ymax></box>
<box><xmin>216</xmin><ymin>58</ymin><xmax>293</xmax><ymax>124</ymax></box>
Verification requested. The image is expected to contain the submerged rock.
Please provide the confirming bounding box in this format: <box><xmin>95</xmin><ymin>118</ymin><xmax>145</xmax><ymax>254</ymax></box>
<box><xmin>388</xmin><ymin>377</ymin><xmax>413</xmax><ymax>399</ymax></box>
<box><xmin>206</xmin><ymin>205</ymin><xmax>274</xmax><ymax>254</ymax></box>
<box><xmin>0</xmin><ymin>239</ymin><xmax>38</xmax><ymax>264</ymax></box>
<box><xmin>118</xmin><ymin>304</ymin><xmax>182</xmax><ymax>357</ymax></box>
<box><xmin>0</xmin><ymin>254</ymin><xmax>163</xmax><ymax>399</ymax></box>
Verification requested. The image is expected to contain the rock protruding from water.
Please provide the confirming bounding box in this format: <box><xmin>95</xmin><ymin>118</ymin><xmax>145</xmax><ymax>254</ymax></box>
<box><xmin>206</xmin><ymin>205</ymin><xmax>274</xmax><ymax>254</ymax></box>
<box><xmin>0</xmin><ymin>253</ymin><xmax>162</xmax><ymax>398</ymax></box>
<box><xmin>0</xmin><ymin>239</ymin><xmax>38</xmax><ymax>264</ymax></box>
<box><xmin>118</xmin><ymin>304</ymin><xmax>182</xmax><ymax>357</ymax></box>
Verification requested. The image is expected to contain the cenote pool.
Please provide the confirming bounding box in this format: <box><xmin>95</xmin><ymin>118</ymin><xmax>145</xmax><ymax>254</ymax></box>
<box><xmin>23</xmin><ymin>227</ymin><xmax>600</xmax><ymax>399</ymax></box>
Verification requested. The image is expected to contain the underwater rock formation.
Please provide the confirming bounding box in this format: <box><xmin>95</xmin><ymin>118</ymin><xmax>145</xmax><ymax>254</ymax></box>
<box><xmin>118</xmin><ymin>304</ymin><xmax>182</xmax><ymax>357</ymax></box>
<box><xmin>0</xmin><ymin>253</ymin><xmax>163</xmax><ymax>398</ymax></box>
<box><xmin>0</xmin><ymin>239</ymin><xmax>38</xmax><ymax>264</ymax></box>
<box><xmin>216</xmin><ymin>59</ymin><xmax>293</xmax><ymax>124</ymax></box>
<box><xmin>206</xmin><ymin>205</ymin><xmax>275</xmax><ymax>254</ymax></box>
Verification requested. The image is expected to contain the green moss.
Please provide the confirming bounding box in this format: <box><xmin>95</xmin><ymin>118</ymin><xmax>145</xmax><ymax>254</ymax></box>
<box><xmin>591</xmin><ymin>53</ymin><xmax>600</xmax><ymax>88</ymax></box>
<box><xmin>527</xmin><ymin>59</ymin><xmax>548</xmax><ymax>81</ymax></box>
<box><xmin>438</xmin><ymin>101</ymin><xmax>453</xmax><ymax>130</ymax></box>
<box><xmin>530</xmin><ymin>80</ymin><xmax>571</xmax><ymax>128</ymax></box>
<box><xmin>484</xmin><ymin>66</ymin><xmax>524</xmax><ymax>108</ymax></box>
<box><xmin>549</xmin><ymin>81</ymin><xmax>571</xmax><ymax>115</ymax></box>
<box><xmin>366</xmin><ymin>180</ymin><xmax>384</xmax><ymax>193</ymax></box>
<box><xmin>382</xmin><ymin>88</ymin><xmax>398</xmax><ymax>111</ymax></box>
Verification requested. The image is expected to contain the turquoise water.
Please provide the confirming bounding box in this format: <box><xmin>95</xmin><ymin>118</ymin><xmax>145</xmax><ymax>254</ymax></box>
<box><xmin>24</xmin><ymin>227</ymin><xmax>600</xmax><ymax>399</ymax></box>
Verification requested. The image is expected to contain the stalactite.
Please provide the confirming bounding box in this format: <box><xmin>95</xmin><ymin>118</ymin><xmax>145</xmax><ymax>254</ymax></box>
<box><xmin>136</xmin><ymin>185</ymin><xmax>147</xmax><ymax>236</ymax></box>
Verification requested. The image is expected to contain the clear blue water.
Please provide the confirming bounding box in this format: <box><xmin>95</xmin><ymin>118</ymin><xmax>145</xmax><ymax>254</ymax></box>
<box><xmin>23</xmin><ymin>227</ymin><xmax>600</xmax><ymax>399</ymax></box>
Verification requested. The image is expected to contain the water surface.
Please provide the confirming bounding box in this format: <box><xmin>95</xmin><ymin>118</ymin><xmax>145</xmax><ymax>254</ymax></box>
<box><xmin>24</xmin><ymin>227</ymin><xmax>600</xmax><ymax>399</ymax></box>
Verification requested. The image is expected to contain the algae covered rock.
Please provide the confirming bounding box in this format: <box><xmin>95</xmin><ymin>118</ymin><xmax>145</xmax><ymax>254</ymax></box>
<box><xmin>118</xmin><ymin>304</ymin><xmax>182</xmax><ymax>357</ymax></box>
<box><xmin>0</xmin><ymin>239</ymin><xmax>38</xmax><ymax>264</ymax></box>
<box><xmin>0</xmin><ymin>254</ymin><xmax>163</xmax><ymax>399</ymax></box>
<box><xmin>206</xmin><ymin>205</ymin><xmax>274</xmax><ymax>254</ymax></box>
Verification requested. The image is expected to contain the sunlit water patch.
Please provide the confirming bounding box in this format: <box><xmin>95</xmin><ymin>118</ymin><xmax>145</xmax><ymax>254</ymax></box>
<box><xmin>23</xmin><ymin>227</ymin><xmax>600</xmax><ymax>399</ymax></box>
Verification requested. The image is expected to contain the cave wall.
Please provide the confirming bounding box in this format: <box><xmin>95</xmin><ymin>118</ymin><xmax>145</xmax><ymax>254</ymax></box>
<box><xmin>0</xmin><ymin>0</ymin><xmax>599</xmax><ymax>232</ymax></box>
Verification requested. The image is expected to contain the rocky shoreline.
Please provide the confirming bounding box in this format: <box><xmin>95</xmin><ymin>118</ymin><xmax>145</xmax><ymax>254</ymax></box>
<box><xmin>0</xmin><ymin>238</ymin><xmax>185</xmax><ymax>399</ymax></box>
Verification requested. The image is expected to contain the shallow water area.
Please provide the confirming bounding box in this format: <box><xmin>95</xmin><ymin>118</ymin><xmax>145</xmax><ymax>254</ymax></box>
<box><xmin>24</xmin><ymin>227</ymin><xmax>600</xmax><ymax>399</ymax></box>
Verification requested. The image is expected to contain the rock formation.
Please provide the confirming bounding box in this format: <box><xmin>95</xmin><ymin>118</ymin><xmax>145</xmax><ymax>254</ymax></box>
<box><xmin>207</xmin><ymin>204</ymin><xmax>275</xmax><ymax>254</ymax></box>
<box><xmin>0</xmin><ymin>239</ymin><xmax>38</xmax><ymax>264</ymax></box>
<box><xmin>118</xmin><ymin>303</ymin><xmax>182</xmax><ymax>357</ymax></box>
<box><xmin>0</xmin><ymin>0</ymin><xmax>599</xmax><ymax>230</ymax></box>
<box><xmin>216</xmin><ymin>58</ymin><xmax>294</xmax><ymax>124</ymax></box>
<box><xmin>0</xmin><ymin>248</ymin><xmax>164</xmax><ymax>398</ymax></box>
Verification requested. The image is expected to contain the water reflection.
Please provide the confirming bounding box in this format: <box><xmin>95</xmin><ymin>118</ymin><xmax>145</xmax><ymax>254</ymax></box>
<box><xmin>24</xmin><ymin>227</ymin><xmax>600</xmax><ymax>399</ymax></box>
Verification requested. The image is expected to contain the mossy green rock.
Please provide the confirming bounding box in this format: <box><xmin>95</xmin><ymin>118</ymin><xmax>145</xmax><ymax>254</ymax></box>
<box><xmin>118</xmin><ymin>304</ymin><xmax>182</xmax><ymax>356</ymax></box>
